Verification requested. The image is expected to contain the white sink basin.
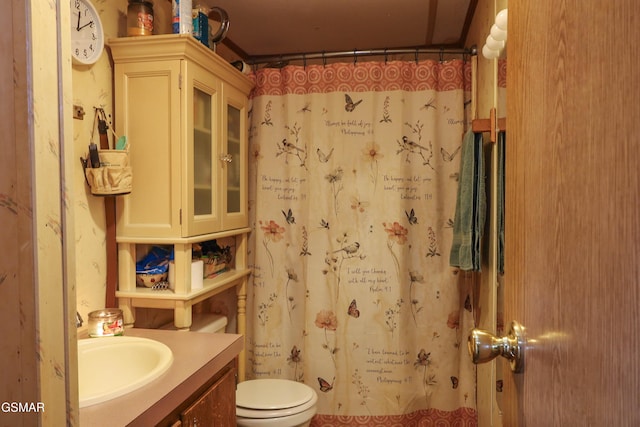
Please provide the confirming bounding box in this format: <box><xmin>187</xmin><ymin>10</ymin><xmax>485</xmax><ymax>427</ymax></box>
<box><xmin>78</xmin><ymin>336</ymin><xmax>173</xmax><ymax>408</ymax></box>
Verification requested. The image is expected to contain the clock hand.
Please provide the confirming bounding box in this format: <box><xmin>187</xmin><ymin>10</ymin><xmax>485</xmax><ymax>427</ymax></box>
<box><xmin>77</xmin><ymin>20</ymin><xmax>94</xmax><ymax>31</ymax></box>
<box><xmin>76</xmin><ymin>11</ymin><xmax>81</xmax><ymax>31</ymax></box>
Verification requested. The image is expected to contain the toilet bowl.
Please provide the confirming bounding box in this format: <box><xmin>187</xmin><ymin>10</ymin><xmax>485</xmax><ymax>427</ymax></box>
<box><xmin>236</xmin><ymin>379</ymin><xmax>318</xmax><ymax>427</ymax></box>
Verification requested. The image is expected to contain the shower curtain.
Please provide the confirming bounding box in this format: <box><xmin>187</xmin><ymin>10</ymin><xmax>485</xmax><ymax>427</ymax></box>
<box><xmin>246</xmin><ymin>58</ymin><xmax>477</xmax><ymax>426</ymax></box>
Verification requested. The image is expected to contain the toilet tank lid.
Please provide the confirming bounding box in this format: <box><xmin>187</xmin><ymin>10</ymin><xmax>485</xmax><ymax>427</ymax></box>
<box><xmin>190</xmin><ymin>313</ymin><xmax>227</xmax><ymax>332</ymax></box>
<box><xmin>159</xmin><ymin>313</ymin><xmax>227</xmax><ymax>332</ymax></box>
<box><xmin>236</xmin><ymin>379</ymin><xmax>314</xmax><ymax>410</ymax></box>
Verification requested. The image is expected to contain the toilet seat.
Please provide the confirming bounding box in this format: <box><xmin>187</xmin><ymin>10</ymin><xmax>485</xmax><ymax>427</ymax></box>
<box><xmin>236</xmin><ymin>379</ymin><xmax>317</xmax><ymax>419</ymax></box>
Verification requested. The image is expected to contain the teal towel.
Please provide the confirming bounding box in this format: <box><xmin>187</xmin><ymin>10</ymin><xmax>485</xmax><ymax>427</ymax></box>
<box><xmin>449</xmin><ymin>129</ymin><xmax>486</xmax><ymax>271</ymax></box>
<box><xmin>497</xmin><ymin>131</ymin><xmax>505</xmax><ymax>275</ymax></box>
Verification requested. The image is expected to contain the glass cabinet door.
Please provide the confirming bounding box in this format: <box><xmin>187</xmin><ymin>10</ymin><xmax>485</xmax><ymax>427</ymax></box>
<box><xmin>226</xmin><ymin>104</ymin><xmax>241</xmax><ymax>214</ymax></box>
<box><xmin>193</xmin><ymin>87</ymin><xmax>213</xmax><ymax>216</ymax></box>
<box><xmin>186</xmin><ymin>64</ymin><xmax>221</xmax><ymax>237</ymax></box>
<box><xmin>185</xmin><ymin>65</ymin><xmax>246</xmax><ymax>235</ymax></box>
<box><xmin>221</xmin><ymin>85</ymin><xmax>248</xmax><ymax>230</ymax></box>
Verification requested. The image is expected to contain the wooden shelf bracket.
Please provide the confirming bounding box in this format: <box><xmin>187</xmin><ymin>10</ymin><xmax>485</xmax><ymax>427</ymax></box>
<box><xmin>472</xmin><ymin>107</ymin><xmax>506</xmax><ymax>143</ymax></box>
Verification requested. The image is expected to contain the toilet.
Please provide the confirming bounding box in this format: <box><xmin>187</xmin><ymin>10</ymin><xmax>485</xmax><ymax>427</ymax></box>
<box><xmin>236</xmin><ymin>379</ymin><xmax>318</xmax><ymax>427</ymax></box>
<box><xmin>160</xmin><ymin>313</ymin><xmax>228</xmax><ymax>333</ymax></box>
<box><xmin>161</xmin><ymin>315</ymin><xmax>317</xmax><ymax>426</ymax></box>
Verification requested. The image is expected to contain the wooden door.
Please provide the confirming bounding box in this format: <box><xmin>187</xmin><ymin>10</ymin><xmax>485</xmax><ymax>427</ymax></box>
<box><xmin>503</xmin><ymin>0</ymin><xmax>640</xmax><ymax>425</ymax></box>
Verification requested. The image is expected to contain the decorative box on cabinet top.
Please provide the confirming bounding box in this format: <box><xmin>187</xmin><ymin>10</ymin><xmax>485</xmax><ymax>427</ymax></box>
<box><xmin>109</xmin><ymin>34</ymin><xmax>253</xmax><ymax>239</ymax></box>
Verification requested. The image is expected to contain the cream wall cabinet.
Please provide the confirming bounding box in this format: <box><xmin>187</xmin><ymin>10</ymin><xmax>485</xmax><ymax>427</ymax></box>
<box><xmin>110</xmin><ymin>34</ymin><xmax>251</xmax><ymax>238</ymax></box>
<box><xmin>109</xmin><ymin>35</ymin><xmax>253</xmax><ymax>380</ymax></box>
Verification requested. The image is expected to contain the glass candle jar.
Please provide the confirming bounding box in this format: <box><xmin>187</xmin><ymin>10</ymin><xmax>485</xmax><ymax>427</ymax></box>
<box><xmin>87</xmin><ymin>308</ymin><xmax>124</xmax><ymax>337</ymax></box>
<box><xmin>127</xmin><ymin>0</ymin><xmax>154</xmax><ymax>36</ymax></box>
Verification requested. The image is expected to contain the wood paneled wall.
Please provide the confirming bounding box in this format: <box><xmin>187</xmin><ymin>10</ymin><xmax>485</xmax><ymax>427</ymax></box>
<box><xmin>0</xmin><ymin>0</ymin><xmax>39</xmax><ymax>424</ymax></box>
<box><xmin>1</xmin><ymin>0</ymin><xmax>78</xmax><ymax>424</ymax></box>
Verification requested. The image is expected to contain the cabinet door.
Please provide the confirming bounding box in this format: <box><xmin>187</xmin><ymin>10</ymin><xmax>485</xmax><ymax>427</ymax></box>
<box><xmin>181</xmin><ymin>366</ymin><xmax>236</xmax><ymax>427</ymax></box>
<box><xmin>115</xmin><ymin>60</ymin><xmax>183</xmax><ymax>238</ymax></box>
<box><xmin>183</xmin><ymin>63</ymin><xmax>223</xmax><ymax>236</ymax></box>
<box><xmin>220</xmin><ymin>84</ymin><xmax>249</xmax><ymax>230</ymax></box>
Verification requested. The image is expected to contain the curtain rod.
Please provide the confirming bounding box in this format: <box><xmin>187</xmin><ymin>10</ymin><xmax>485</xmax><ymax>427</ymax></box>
<box><xmin>247</xmin><ymin>46</ymin><xmax>477</xmax><ymax>65</ymax></box>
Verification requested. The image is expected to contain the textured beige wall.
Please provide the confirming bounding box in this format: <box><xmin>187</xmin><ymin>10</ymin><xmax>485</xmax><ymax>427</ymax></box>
<box><xmin>72</xmin><ymin>1</ymin><xmax>236</xmax><ymax>324</ymax></box>
<box><xmin>1</xmin><ymin>0</ymin><xmax>79</xmax><ymax>424</ymax></box>
<box><xmin>72</xmin><ymin>0</ymin><xmax>174</xmax><ymax>324</ymax></box>
<box><xmin>0</xmin><ymin>2</ymin><xmax>38</xmax><ymax>425</ymax></box>
<box><xmin>72</xmin><ymin>0</ymin><xmax>124</xmax><ymax>327</ymax></box>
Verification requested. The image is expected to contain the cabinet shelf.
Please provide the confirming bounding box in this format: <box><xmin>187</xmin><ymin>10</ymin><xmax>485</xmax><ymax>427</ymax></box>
<box><xmin>116</xmin><ymin>227</ymin><xmax>250</xmax><ymax>245</ymax></box>
<box><xmin>195</xmin><ymin>125</ymin><xmax>212</xmax><ymax>136</ymax></box>
<box><xmin>116</xmin><ymin>267</ymin><xmax>250</xmax><ymax>301</ymax></box>
<box><xmin>116</xmin><ymin>229</ymin><xmax>250</xmax><ymax>364</ymax></box>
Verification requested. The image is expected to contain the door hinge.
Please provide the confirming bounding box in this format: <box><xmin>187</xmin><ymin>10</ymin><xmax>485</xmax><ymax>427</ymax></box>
<box><xmin>179</xmin><ymin>208</ymin><xmax>182</xmax><ymax>224</ymax></box>
<box><xmin>178</xmin><ymin>73</ymin><xmax>182</xmax><ymax>90</ymax></box>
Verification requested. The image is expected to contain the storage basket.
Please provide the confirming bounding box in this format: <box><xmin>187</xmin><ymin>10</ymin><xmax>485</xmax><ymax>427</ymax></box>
<box><xmin>84</xmin><ymin>149</ymin><xmax>132</xmax><ymax>196</ymax></box>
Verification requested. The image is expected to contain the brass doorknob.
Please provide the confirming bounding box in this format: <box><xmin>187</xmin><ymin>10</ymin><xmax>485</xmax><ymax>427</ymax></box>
<box><xmin>468</xmin><ymin>321</ymin><xmax>525</xmax><ymax>373</ymax></box>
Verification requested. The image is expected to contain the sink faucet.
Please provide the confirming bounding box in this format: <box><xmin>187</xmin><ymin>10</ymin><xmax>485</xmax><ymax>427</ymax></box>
<box><xmin>76</xmin><ymin>312</ymin><xmax>83</xmax><ymax>328</ymax></box>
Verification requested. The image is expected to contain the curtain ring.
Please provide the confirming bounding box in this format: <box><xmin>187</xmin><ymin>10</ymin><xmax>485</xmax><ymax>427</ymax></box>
<box><xmin>322</xmin><ymin>51</ymin><xmax>326</xmax><ymax>67</ymax></box>
<box><xmin>384</xmin><ymin>48</ymin><xmax>388</xmax><ymax>64</ymax></box>
<box><xmin>353</xmin><ymin>49</ymin><xmax>358</xmax><ymax>66</ymax></box>
<box><xmin>415</xmin><ymin>48</ymin><xmax>419</xmax><ymax>64</ymax></box>
<box><xmin>439</xmin><ymin>48</ymin><xmax>445</xmax><ymax>63</ymax></box>
<box><xmin>303</xmin><ymin>53</ymin><xmax>307</xmax><ymax>69</ymax></box>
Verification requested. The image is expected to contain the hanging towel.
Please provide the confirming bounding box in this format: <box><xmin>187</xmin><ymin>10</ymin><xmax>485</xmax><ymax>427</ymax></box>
<box><xmin>497</xmin><ymin>131</ymin><xmax>506</xmax><ymax>275</ymax></box>
<box><xmin>449</xmin><ymin>129</ymin><xmax>486</xmax><ymax>271</ymax></box>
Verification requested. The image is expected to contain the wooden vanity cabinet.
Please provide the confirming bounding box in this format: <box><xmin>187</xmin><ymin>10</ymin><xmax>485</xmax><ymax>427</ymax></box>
<box><xmin>180</xmin><ymin>365</ymin><xmax>236</xmax><ymax>426</ymax></box>
<box><xmin>109</xmin><ymin>35</ymin><xmax>253</xmax><ymax>380</ymax></box>
<box><xmin>162</xmin><ymin>360</ymin><xmax>237</xmax><ymax>427</ymax></box>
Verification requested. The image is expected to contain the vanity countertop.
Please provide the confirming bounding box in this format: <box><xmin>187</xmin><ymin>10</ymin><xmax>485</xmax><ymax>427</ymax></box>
<box><xmin>79</xmin><ymin>328</ymin><xmax>243</xmax><ymax>426</ymax></box>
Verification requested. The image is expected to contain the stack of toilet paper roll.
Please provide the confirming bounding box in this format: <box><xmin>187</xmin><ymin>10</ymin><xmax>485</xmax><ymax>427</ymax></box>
<box><xmin>168</xmin><ymin>259</ymin><xmax>204</xmax><ymax>290</ymax></box>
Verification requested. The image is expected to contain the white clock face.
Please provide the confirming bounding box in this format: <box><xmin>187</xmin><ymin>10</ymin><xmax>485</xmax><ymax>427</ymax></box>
<box><xmin>71</xmin><ymin>0</ymin><xmax>104</xmax><ymax>65</ymax></box>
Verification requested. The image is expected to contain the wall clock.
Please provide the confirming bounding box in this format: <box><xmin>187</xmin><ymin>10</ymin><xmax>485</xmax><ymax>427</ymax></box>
<box><xmin>71</xmin><ymin>0</ymin><xmax>105</xmax><ymax>65</ymax></box>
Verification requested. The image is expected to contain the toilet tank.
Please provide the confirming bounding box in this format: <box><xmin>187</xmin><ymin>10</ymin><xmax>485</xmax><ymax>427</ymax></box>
<box><xmin>160</xmin><ymin>313</ymin><xmax>227</xmax><ymax>333</ymax></box>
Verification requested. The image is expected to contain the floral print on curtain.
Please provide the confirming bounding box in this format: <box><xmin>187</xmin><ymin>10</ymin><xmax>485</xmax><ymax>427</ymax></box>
<box><xmin>246</xmin><ymin>59</ymin><xmax>477</xmax><ymax>426</ymax></box>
